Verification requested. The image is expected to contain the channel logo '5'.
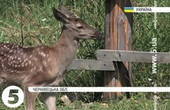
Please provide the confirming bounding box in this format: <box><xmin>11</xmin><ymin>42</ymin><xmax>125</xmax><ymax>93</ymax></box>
<box><xmin>2</xmin><ymin>86</ymin><xmax>24</xmax><ymax>108</ymax></box>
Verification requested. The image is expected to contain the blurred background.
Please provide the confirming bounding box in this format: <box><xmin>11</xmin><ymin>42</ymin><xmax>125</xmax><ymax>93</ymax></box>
<box><xmin>0</xmin><ymin>0</ymin><xmax>170</xmax><ymax>110</ymax></box>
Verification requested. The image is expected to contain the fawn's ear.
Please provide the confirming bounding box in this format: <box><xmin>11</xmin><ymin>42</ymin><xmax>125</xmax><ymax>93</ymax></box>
<box><xmin>53</xmin><ymin>6</ymin><xmax>79</xmax><ymax>23</ymax></box>
<box><xmin>53</xmin><ymin>7</ymin><xmax>69</xmax><ymax>23</ymax></box>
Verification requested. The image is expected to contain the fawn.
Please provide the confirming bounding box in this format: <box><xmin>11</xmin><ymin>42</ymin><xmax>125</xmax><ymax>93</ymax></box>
<box><xmin>0</xmin><ymin>7</ymin><xmax>100</xmax><ymax>110</ymax></box>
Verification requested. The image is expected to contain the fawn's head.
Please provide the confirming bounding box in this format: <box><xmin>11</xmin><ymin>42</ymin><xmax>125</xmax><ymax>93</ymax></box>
<box><xmin>53</xmin><ymin>7</ymin><xmax>100</xmax><ymax>39</ymax></box>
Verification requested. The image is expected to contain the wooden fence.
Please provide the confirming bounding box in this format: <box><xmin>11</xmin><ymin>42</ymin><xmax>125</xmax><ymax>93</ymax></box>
<box><xmin>67</xmin><ymin>50</ymin><xmax>170</xmax><ymax>97</ymax></box>
<box><xmin>68</xmin><ymin>50</ymin><xmax>170</xmax><ymax>71</ymax></box>
<box><xmin>69</xmin><ymin>0</ymin><xmax>170</xmax><ymax>100</ymax></box>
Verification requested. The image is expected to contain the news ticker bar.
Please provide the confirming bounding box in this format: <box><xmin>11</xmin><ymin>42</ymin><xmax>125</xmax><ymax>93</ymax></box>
<box><xmin>29</xmin><ymin>87</ymin><xmax>170</xmax><ymax>93</ymax></box>
<box><xmin>124</xmin><ymin>7</ymin><xmax>170</xmax><ymax>13</ymax></box>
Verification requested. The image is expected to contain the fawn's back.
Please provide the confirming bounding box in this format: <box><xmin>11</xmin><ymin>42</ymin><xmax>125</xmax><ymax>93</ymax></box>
<box><xmin>0</xmin><ymin>43</ymin><xmax>51</xmax><ymax>84</ymax></box>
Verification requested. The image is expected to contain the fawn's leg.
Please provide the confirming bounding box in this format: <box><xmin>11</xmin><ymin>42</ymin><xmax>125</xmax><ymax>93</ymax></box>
<box><xmin>43</xmin><ymin>92</ymin><xmax>57</xmax><ymax>110</ymax></box>
<box><xmin>24</xmin><ymin>87</ymin><xmax>39</xmax><ymax>110</ymax></box>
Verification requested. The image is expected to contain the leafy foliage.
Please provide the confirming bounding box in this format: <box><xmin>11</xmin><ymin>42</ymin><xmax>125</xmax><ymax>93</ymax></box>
<box><xmin>0</xmin><ymin>0</ymin><xmax>170</xmax><ymax>109</ymax></box>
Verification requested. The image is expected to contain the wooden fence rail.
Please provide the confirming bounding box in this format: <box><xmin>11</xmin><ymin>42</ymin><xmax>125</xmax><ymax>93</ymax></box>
<box><xmin>96</xmin><ymin>50</ymin><xmax>170</xmax><ymax>63</ymax></box>
<box><xmin>68</xmin><ymin>49</ymin><xmax>170</xmax><ymax>71</ymax></box>
<box><xmin>67</xmin><ymin>59</ymin><xmax>114</xmax><ymax>71</ymax></box>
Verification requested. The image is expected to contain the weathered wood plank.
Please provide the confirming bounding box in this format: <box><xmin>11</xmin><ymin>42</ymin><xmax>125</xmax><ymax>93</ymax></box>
<box><xmin>96</xmin><ymin>50</ymin><xmax>170</xmax><ymax>63</ymax></box>
<box><xmin>67</xmin><ymin>59</ymin><xmax>115</xmax><ymax>71</ymax></box>
<box><xmin>104</xmin><ymin>0</ymin><xmax>117</xmax><ymax>99</ymax></box>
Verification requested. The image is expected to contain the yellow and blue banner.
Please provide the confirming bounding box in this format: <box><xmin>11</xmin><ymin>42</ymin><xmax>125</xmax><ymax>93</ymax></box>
<box><xmin>124</xmin><ymin>7</ymin><xmax>170</xmax><ymax>13</ymax></box>
<box><xmin>124</xmin><ymin>7</ymin><xmax>135</xmax><ymax>13</ymax></box>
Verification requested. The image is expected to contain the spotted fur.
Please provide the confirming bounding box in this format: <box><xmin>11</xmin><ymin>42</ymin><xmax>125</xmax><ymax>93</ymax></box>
<box><xmin>0</xmin><ymin>7</ymin><xmax>100</xmax><ymax>110</ymax></box>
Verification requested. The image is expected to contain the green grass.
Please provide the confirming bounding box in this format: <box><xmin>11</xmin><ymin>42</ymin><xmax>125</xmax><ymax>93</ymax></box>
<box><xmin>0</xmin><ymin>0</ymin><xmax>170</xmax><ymax>110</ymax></box>
<box><xmin>131</xmin><ymin>0</ymin><xmax>170</xmax><ymax>87</ymax></box>
<box><xmin>1</xmin><ymin>96</ymin><xmax>170</xmax><ymax>110</ymax></box>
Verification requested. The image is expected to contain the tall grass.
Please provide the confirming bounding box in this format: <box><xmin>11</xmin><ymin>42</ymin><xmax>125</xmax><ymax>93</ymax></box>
<box><xmin>0</xmin><ymin>0</ymin><xmax>170</xmax><ymax>109</ymax></box>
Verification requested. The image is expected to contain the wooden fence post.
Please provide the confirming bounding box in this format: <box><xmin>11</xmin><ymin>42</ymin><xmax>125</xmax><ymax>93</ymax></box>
<box><xmin>103</xmin><ymin>0</ymin><xmax>133</xmax><ymax>99</ymax></box>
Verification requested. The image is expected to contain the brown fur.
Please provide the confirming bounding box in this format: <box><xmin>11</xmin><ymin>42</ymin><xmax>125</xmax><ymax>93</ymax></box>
<box><xmin>0</xmin><ymin>7</ymin><xmax>100</xmax><ymax>110</ymax></box>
